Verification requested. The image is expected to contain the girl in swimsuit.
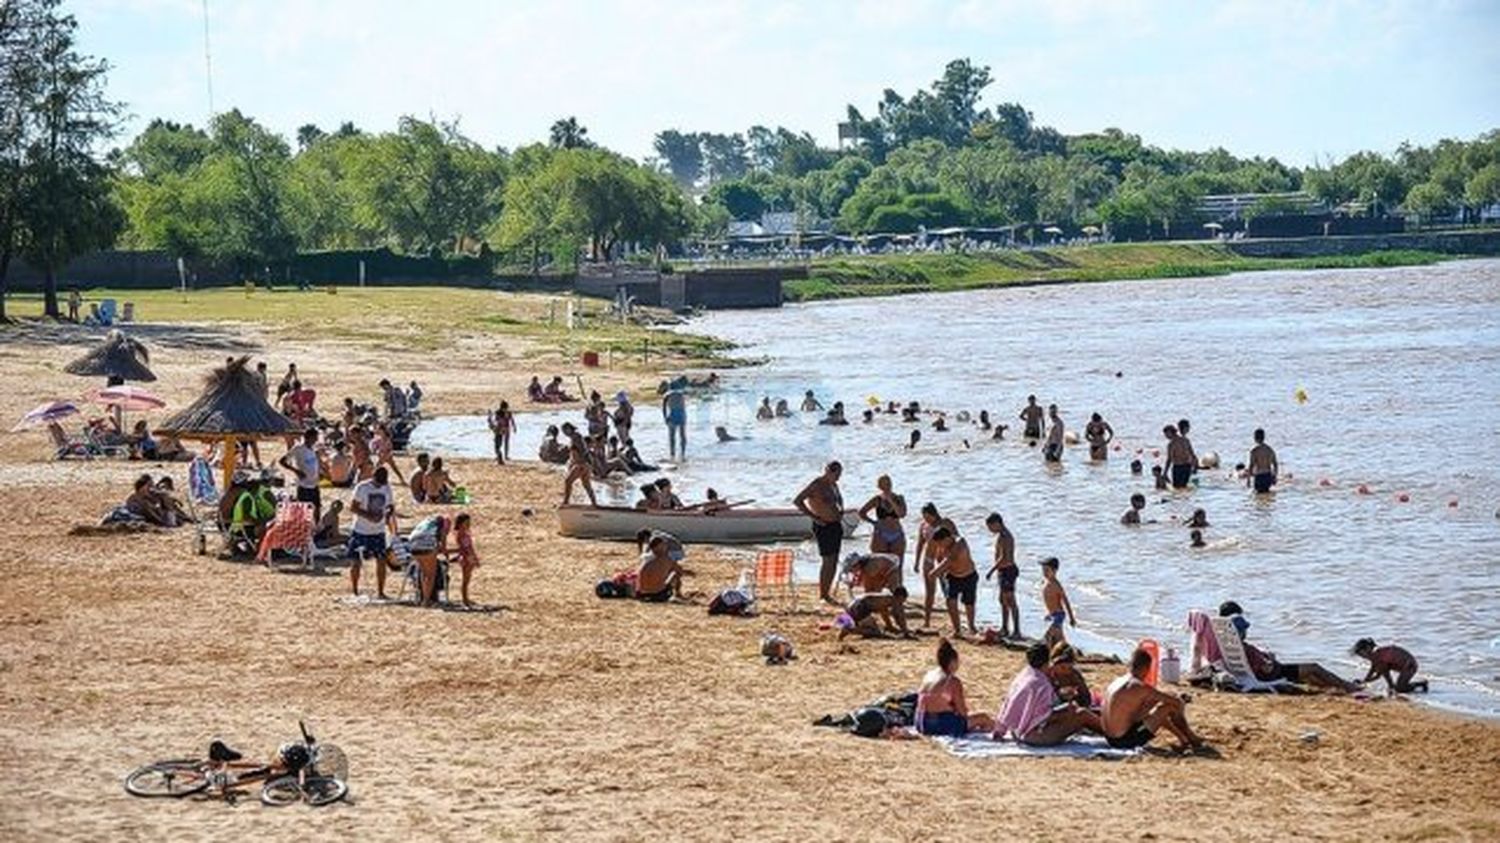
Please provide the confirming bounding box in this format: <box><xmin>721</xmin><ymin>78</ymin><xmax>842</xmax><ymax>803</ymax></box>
<box><xmin>913</xmin><ymin>503</ymin><xmax>956</xmax><ymax>628</ymax></box>
<box><xmin>858</xmin><ymin>475</ymin><xmax>908</xmax><ymax>567</ymax></box>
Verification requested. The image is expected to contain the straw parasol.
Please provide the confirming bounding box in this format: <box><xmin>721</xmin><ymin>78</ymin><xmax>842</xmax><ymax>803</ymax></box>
<box><xmin>64</xmin><ymin>330</ymin><xmax>156</xmax><ymax>383</ymax></box>
<box><xmin>156</xmin><ymin>356</ymin><xmax>302</xmax><ymax>489</ymax></box>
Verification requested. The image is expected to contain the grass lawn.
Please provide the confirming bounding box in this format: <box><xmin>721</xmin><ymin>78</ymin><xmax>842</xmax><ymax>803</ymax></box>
<box><xmin>1</xmin><ymin>286</ymin><xmax>734</xmax><ymax>361</ymax></box>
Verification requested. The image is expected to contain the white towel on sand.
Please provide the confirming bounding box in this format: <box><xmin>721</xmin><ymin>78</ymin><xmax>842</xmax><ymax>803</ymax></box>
<box><xmin>935</xmin><ymin>733</ymin><xmax>1141</xmax><ymax>760</ymax></box>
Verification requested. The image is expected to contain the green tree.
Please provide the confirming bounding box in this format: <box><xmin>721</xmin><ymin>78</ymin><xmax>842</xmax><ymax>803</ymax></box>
<box><xmin>699</xmin><ymin>132</ymin><xmax>748</xmax><ymax>183</ymax></box>
<box><xmin>15</xmin><ymin>2</ymin><xmax>123</xmax><ymax>317</ymax></box>
<box><xmin>653</xmin><ymin>129</ymin><xmax>703</xmax><ymax>189</ymax></box>
<box><xmin>548</xmin><ymin>116</ymin><xmax>592</xmax><ymax>150</ymax></box>
<box><xmin>1465</xmin><ymin>163</ymin><xmax>1500</xmax><ymax>212</ymax></box>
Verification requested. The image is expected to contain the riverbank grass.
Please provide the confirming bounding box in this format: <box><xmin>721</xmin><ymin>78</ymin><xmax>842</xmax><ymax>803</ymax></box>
<box><xmin>791</xmin><ymin>243</ymin><xmax>1453</xmax><ymax>300</ymax></box>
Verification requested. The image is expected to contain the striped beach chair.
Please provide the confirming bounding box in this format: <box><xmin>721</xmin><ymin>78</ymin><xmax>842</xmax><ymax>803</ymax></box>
<box><xmin>747</xmin><ymin>548</ymin><xmax>797</xmax><ymax>612</ymax></box>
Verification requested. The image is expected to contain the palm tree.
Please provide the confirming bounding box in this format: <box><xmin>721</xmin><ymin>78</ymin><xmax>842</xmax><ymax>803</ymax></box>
<box><xmin>549</xmin><ymin>116</ymin><xmax>592</xmax><ymax>150</ymax></box>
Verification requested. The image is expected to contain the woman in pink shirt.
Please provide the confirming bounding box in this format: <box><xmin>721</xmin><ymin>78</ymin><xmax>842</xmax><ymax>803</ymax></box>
<box><xmin>994</xmin><ymin>642</ymin><xmax>1100</xmax><ymax>745</ymax></box>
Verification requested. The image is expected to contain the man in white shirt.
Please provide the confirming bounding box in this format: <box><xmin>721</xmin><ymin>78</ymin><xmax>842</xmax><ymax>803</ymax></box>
<box><xmin>279</xmin><ymin>428</ymin><xmax>324</xmax><ymax>520</ymax></box>
<box><xmin>348</xmin><ymin>466</ymin><xmax>396</xmax><ymax>599</ymax></box>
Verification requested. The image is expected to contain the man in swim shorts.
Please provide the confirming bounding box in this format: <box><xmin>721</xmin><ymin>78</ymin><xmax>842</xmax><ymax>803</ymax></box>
<box><xmin>1043</xmin><ymin>404</ymin><xmax>1065</xmax><ymax>462</ymax></box>
<box><xmin>793</xmin><ymin>461</ymin><xmax>845</xmax><ymax>606</ymax></box>
<box><xmin>1102</xmin><ymin>647</ymin><xmax>1206</xmax><ymax>752</ymax></box>
<box><xmin>929</xmin><ymin>526</ymin><xmax>979</xmax><ymax>638</ymax></box>
<box><xmin>983</xmin><ymin>512</ymin><xmax>1020</xmax><ymax>639</ymax></box>
<box><xmin>1247</xmin><ymin>428</ymin><xmax>1279</xmax><ymax>494</ymax></box>
<box><xmin>1019</xmin><ymin>395</ymin><xmax>1046</xmax><ymax>440</ymax></box>
<box><xmin>1163</xmin><ymin>425</ymin><xmax>1197</xmax><ymax>489</ymax></box>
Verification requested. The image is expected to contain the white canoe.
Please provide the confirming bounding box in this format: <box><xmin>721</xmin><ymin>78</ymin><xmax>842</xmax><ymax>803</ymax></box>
<box><xmin>557</xmin><ymin>505</ymin><xmax>859</xmax><ymax>545</ymax></box>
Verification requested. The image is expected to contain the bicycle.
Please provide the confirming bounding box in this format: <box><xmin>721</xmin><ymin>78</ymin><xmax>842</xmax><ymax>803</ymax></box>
<box><xmin>124</xmin><ymin>721</ymin><xmax>348</xmax><ymax>807</ymax></box>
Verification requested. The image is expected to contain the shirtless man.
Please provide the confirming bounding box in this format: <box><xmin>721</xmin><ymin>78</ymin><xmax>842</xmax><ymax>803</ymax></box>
<box><xmin>1084</xmin><ymin>412</ymin><xmax>1114</xmax><ymax>461</ymax></box>
<box><xmin>839</xmin><ymin>587</ymin><xmax>913</xmax><ymax>639</ymax></box>
<box><xmin>800</xmin><ymin>390</ymin><xmax>823</xmax><ymax>412</ymax></box>
<box><xmin>421</xmin><ymin>457</ymin><xmax>455</xmax><ymax>503</ymax></box>
<box><xmin>929</xmin><ymin>526</ymin><xmax>979</xmax><ymax>638</ymax></box>
<box><xmin>1043</xmin><ymin>405</ymin><xmax>1065</xmax><ymax>462</ymax></box>
<box><xmin>983</xmin><ymin>512</ymin><xmax>1020</xmax><ymax>639</ymax></box>
<box><xmin>325</xmin><ymin>442</ymin><xmax>355</xmax><ymax>487</ymax></box>
<box><xmin>842</xmin><ymin>552</ymin><xmax>902</xmax><ymax>595</ymax></box>
<box><xmin>1162</xmin><ymin>425</ymin><xmax>1197</xmax><ymax>490</ymax></box>
<box><xmin>1019</xmin><ymin>395</ymin><xmax>1046</xmax><ymax>440</ymax></box>
<box><xmin>560</xmin><ymin>423</ymin><xmax>598</xmax><ymax>506</ymax></box>
<box><xmin>1101</xmin><ymin>647</ymin><xmax>1206</xmax><ymax>752</ymax></box>
<box><xmin>757</xmin><ymin>397</ymin><xmax>775</xmax><ymax>420</ymax></box>
<box><xmin>1040</xmin><ymin>557</ymin><xmax>1076</xmax><ymax>647</ymax></box>
<box><xmin>635</xmin><ymin>535</ymin><xmax>684</xmax><ymax>602</ymax></box>
<box><xmin>793</xmin><ymin>461</ymin><xmax>845</xmax><ymax>605</ymax></box>
<box><xmin>1247</xmin><ymin>428</ymin><xmax>1279</xmax><ymax>494</ymax></box>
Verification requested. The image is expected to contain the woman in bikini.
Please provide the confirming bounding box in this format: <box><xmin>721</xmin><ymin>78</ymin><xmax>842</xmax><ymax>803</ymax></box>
<box><xmin>858</xmin><ymin>475</ymin><xmax>908</xmax><ymax>571</ymax></box>
<box><xmin>915</xmin><ymin>638</ymin><xmax>994</xmax><ymax>737</ymax></box>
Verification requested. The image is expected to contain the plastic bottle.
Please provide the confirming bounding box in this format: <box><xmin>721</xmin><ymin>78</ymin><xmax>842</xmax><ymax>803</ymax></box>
<box><xmin>1139</xmin><ymin>638</ymin><xmax>1161</xmax><ymax>687</ymax></box>
<box><xmin>1160</xmin><ymin>647</ymin><xmax>1181</xmax><ymax>685</ymax></box>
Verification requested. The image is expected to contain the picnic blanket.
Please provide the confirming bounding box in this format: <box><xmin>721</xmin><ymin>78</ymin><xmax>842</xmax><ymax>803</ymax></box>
<box><xmin>934</xmin><ymin>732</ymin><xmax>1142</xmax><ymax>760</ymax></box>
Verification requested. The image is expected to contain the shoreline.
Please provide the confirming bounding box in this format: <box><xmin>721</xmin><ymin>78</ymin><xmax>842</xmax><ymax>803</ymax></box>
<box><xmin>1</xmin><ymin>281</ymin><xmax>1497</xmax><ymax>839</ymax></box>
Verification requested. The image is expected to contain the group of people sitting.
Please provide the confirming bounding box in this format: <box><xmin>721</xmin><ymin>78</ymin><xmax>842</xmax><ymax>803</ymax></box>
<box><xmin>912</xmin><ymin>637</ymin><xmax>1209</xmax><ymax>754</ymax></box>
<box><xmin>111</xmin><ymin>473</ymin><xmax>193</xmax><ymax>527</ymax></box>
<box><xmin>526</xmin><ymin>375</ymin><xmax>576</xmax><ymax>404</ymax></box>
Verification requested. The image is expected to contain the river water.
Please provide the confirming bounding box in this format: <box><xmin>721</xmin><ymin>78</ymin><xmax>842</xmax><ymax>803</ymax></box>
<box><xmin>413</xmin><ymin>259</ymin><xmax>1500</xmax><ymax>717</ymax></box>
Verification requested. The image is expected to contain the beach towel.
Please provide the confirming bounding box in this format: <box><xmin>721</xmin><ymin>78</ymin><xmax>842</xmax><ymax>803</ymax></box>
<box><xmin>936</xmin><ymin>733</ymin><xmax>1142</xmax><ymax>760</ymax></box>
<box><xmin>1186</xmin><ymin>610</ymin><xmax>1222</xmax><ymax>673</ymax></box>
<box><xmin>255</xmin><ymin>501</ymin><xmax>313</xmax><ymax>563</ymax></box>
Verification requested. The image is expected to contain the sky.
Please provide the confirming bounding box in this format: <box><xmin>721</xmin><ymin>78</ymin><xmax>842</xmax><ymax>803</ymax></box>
<box><xmin>74</xmin><ymin>0</ymin><xmax>1500</xmax><ymax>167</ymax></box>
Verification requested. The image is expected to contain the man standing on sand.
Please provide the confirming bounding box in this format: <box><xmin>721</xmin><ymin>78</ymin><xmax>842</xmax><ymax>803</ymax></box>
<box><xmin>929</xmin><ymin>526</ymin><xmax>980</xmax><ymax>639</ymax></box>
<box><xmin>1019</xmin><ymin>395</ymin><xmax>1046</xmax><ymax>440</ymax></box>
<box><xmin>348</xmin><ymin>466</ymin><xmax>396</xmax><ymax>599</ymax></box>
<box><xmin>1043</xmin><ymin>404</ymin><xmax>1065</xmax><ymax>463</ymax></box>
<box><xmin>279</xmin><ymin>428</ymin><xmax>324</xmax><ymax>521</ymax></box>
<box><xmin>793</xmin><ymin>461</ymin><xmax>845</xmax><ymax>605</ymax></box>
<box><xmin>1101</xmin><ymin>647</ymin><xmax>1207</xmax><ymax>752</ymax></box>
<box><xmin>662</xmin><ymin>378</ymin><xmax>688</xmax><ymax>461</ymax></box>
<box><xmin>1247</xmin><ymin>428</ymin><xmax>1279</xmax><ymax>494</ymax></box>
<box><xmin>984</xmin><ymin>512</ymin><xmax>1020</xmax><ymax>640</ymax></box>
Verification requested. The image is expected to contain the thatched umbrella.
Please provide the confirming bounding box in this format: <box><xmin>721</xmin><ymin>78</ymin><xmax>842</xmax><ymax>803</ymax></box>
<box><xmin>157</xmin><ymin>356</ymin><xmax>302</xmax><ymax>489</ymax></box>
<box><xmin>64</xmin><ymin>330</ymin><xmax>156</xmax><ymax>384</ymax></box>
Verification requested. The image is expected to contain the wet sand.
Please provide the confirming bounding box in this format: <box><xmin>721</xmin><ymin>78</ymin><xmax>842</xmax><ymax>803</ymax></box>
<box><xmin>1</xmin><ymin>319</ymin><xmax>1498</xmax><ymax>841</ymax></box>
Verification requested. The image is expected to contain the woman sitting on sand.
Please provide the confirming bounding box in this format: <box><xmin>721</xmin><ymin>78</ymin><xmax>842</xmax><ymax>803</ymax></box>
<box><xmin>914</xmin><ymin>639</ymin><xmax>993</xmax><ymax>737</ymax></box>
<box><xmin>124</xmin><ymin>474</ymin><xmax>174</xmax><ymax>527</ymax></box>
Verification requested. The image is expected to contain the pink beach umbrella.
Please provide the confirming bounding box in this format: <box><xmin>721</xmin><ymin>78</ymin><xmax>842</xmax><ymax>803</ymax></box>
<box><xmin>13</xmin><ymin>400</ymin><xmax>80</xmax><ymax>431</ymax></box>
<box><xmin>91</xmin><ymin>385</ymin><xmax>168</xmax><ymax>412</ymax></box>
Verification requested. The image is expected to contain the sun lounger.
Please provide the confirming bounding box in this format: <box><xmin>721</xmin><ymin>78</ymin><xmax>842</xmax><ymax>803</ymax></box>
<box><xmin>256</xmin><ymin>501</ymin><xmax>315</xmax><ymax>568</ymax></box>
<box><xmin>48</xmin><ymin>423</ymin><xmax>95</xmax><ymax>460</ymax></box>
<box><xmin>1209</xmin><ymin>616</ymin><xmax>1293</xmax><ymax>693</ymax></box>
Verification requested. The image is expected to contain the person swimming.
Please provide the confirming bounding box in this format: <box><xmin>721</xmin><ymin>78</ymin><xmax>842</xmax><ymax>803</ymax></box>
<box><xmin>714</xmin><ymin>426</ymin><xmax>738</xmax><ymax>442</ymax></box>
<box><xmin>1189</xmin><ymin>529</ymin><xmax>1206</xmax><ymax>548</ymax></box>
<box><xmin>907</xmin><ymin>429</ymin><xmax>922</xmax><ymax>449</ymax></box>
<box><xmin>1130</xmin><ymin>459</ymin><xmax>1144</xmax><ymax>475</ymax></box>
<box><xmin>1121</xmin><ymin>493</ymin><xmax>1147</xmax><ymax>525</ymax></box>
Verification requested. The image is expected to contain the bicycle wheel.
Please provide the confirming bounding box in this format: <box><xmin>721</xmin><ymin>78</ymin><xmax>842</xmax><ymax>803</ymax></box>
<box><xmin>259</xmin><ymin>775</ymin><xmax>303</xmax><ymax>807</ymax></box>
<box><xmin>125</xmin><ymin>762</ymin><xmax>210</xmax><ymax>798</ymax></box>
<box><xmin>302</xmin><ymin>776</ymin><xmax>348</xmax><ymax>807</ymax></box>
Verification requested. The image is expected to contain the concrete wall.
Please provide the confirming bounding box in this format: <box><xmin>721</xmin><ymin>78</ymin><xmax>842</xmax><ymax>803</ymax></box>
<box><xmin>1226</xmin><ymin>229</ymin><xmax>1500</xmax><ymax>259</ymax></box>
<box><xmin>662</xmin><ymin>267</ymin><xmax>799</xmax><ymax>310</ymax></box>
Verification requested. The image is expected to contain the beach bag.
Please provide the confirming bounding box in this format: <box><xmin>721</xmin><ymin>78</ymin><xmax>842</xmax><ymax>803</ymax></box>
<box><xmin>850</xmin><ymin>707</ymin><xmax>890</xmax><ymax>739</ymax></box>
<box><xmin>595</xmin><ymin>579</ymin><xmax>627</xmax><ymax>599</ymax></box>
<box><xmin>708</xmin><ymin>588</ymin><xmax>751</xmax><ymax>616</ymax></box>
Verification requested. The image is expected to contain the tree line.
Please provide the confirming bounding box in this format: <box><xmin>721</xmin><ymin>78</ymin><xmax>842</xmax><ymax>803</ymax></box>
<box><xmin>4</xmin><ymin>5</ymin><xmax>1500</xmax><ymax>322</ymax></box>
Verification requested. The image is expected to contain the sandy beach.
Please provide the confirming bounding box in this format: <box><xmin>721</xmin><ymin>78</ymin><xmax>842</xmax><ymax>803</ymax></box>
<box><xmin>1</xmin><ymin>305</ymin><xmax>1498</xmax><ymax>842</ymax></box>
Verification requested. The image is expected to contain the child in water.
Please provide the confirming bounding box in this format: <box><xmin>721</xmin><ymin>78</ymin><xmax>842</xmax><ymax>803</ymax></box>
<box><xmin>1121</xmin><ymin>493</ymin><xmax>1147</xmax><ymax>525</ymax></box>
<box><xmin>1151</xmin><ymin>465</ymin><xmax>1169</xmax><ymax>490</ymax></box>
<box><xmin>1189</xmin><ymin>529</ymin><xmax>1206</xmax><ymax>548</ymax></box>
<box><xmin>1352</xmin><ymin>638</ymin><xmax>1429</xmax><ymax>694</ymax></box>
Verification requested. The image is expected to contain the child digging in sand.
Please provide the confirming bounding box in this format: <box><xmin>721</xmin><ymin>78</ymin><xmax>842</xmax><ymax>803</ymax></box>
<box><xmin>1352</xmin><ymin>638</ymin><xmax>1429</xmax><ymax>694</ymax></box>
